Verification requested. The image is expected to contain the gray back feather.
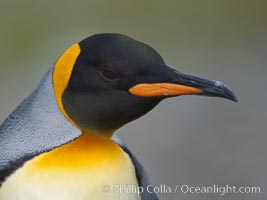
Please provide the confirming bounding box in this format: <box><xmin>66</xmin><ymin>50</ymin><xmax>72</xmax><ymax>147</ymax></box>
<box><xmin>0</xmin><ymin>67</ymin><xmax>81</xmax><ymax>182</ymax></box>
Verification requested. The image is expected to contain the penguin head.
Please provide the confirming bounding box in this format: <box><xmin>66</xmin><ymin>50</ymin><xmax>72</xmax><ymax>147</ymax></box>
<box><xmin>53</xmin><ymin>33</ymin><xmax>237</xmax><ymax>134</ymax></box>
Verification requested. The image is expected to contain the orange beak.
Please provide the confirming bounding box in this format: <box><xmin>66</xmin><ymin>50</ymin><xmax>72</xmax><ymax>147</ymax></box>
<box><xmin>128</xmin><ymin>71</ymin><xmax>237</xmax><ymax>102</ymax></box>
<box><xmin>129</xmin><ymin>83</ymin><xmax>202</xmax><ymax>97</ymax></box>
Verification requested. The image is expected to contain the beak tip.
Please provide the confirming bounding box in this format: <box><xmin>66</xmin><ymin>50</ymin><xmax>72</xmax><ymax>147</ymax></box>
<box><xmin>218</xmin><ymin>84</ymin><xmax>238</xmax><ymax>103</ymax></box>
<box><xmin>199</xmin><ymin>80</ymin><xmax>238</xmax><ymax>103</ymax></box>
<box><xmin>232</xmin><ymin>93</ymin><xmax>238</xmax><ymax>102</ymax></box>
<box><xmin>228</xmin><ymin>94</ymin><xmax>238</xmax><ymax>103</ymax></box>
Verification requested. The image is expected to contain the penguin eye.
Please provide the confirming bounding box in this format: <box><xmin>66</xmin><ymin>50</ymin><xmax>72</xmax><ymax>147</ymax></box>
<box><xmin>100</xmin><ymin>69</ymin><xmax>118</xmax><ymax>81</ymax></box>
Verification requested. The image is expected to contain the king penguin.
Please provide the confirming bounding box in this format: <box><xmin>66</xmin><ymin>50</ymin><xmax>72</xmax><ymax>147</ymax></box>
<box><xmin>0</xmin><ymin>33</ymin><xmax>237</xmax><ymax>200</ymax></box>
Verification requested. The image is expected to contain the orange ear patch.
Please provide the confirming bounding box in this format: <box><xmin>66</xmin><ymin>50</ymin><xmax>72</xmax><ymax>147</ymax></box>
<box><xmin>53</xmin><ymin>43</ymin><xmax>81</xmax><ymax>127</ymax></box>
